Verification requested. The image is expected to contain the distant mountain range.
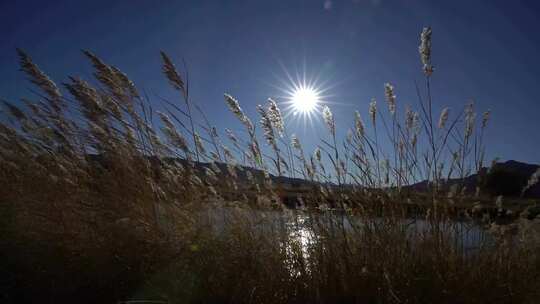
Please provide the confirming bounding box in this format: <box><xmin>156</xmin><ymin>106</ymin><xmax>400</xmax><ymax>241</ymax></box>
<box><xmin>193</xmin><ymin>158</ymin><xmax>540</xmax><ymax>199</ymax></box>
<box><xmin>87</xmin><ymin>154</ymin><xmax>540</xmax><ymax>199</ymax></box>
<box><xmin>408</xmin><ymin>160</ymin><xmax>540</xmax><ymax>198</ymax></box>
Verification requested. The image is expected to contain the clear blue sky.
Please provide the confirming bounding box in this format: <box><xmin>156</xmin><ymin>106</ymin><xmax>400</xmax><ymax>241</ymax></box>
<box><xmin>1</xmin><ymin>0</ymin><xmax>539</xmax><ymax>164</ymax></box>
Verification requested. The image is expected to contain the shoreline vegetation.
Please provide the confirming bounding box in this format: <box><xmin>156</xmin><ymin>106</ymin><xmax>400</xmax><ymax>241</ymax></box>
<box><xmin>2</xmin><ymin>28</ymin><xmax>540</xmax><ymax>303</ymax></box>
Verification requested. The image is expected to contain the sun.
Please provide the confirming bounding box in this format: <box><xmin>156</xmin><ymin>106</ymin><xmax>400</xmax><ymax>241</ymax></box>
<box><xmin>291</xmin><ymin>87</ymin><xmax>320</xmax><ymax>114</ymax></box>
<box><xmin>271</xmin><ymin>62</ymin><xmax>331</xmax><ymax>129</ymax></box>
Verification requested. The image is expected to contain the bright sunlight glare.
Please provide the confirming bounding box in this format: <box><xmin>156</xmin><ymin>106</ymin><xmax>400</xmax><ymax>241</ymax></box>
<box><xmin>291</xmin><ymin>87</ymin><xmax>320</xmax><ymax>114</ymax></box>
<box><xmin>274</xmin><ymin>63</ymin><xmax>331</xmax><ymax>130</ymax></box>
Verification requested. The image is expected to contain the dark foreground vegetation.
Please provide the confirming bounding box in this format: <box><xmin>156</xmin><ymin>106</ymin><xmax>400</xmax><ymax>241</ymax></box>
<box><xmin>1</xmin><ymin>28</ymin><xmax>540</xmax><ymax>303</ymax></box>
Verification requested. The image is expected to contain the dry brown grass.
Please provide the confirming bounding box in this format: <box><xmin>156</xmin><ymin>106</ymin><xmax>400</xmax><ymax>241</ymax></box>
<box><xmin>1</xmin><ymin>28</ymin><xmax>540</xmax><ymax>304</ymax></box>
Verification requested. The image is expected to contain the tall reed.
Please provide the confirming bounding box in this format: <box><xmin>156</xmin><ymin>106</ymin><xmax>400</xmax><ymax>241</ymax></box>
<box><xmin>1</xmin><ymin>27</ymin><xmax>539</xmax><ymax>304</ymax></box>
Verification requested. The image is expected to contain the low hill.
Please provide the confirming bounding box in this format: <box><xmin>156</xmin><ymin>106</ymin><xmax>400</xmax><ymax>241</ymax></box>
<box><xmin>408</xmin><ymin>160</ymin><xmax>540</xmax><ymax>198</ymax></box>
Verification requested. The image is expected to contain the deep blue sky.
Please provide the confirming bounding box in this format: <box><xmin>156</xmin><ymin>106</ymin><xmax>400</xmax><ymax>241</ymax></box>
<box><xmin>1</xmin><ymin>0</ymin><xmax>539</xmax><ymax>164</ymax></box>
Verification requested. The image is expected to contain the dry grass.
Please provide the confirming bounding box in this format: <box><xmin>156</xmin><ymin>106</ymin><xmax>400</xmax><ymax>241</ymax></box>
<box><xmin>1</xmin><ymin>28</ymin><xmax>540</xmax><ymax>304</ymax></box>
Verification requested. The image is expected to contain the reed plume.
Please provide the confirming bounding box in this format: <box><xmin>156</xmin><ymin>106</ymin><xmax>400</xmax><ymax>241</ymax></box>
<box><xmin>419</xmin><ymin>26</ymin><xmax>434</xmax><ymax>76</ymax></box>
<box><xmin>354</xmin><ymin>111</ymin><xmax>365</xmax><ymax>138</ymax></box>
<box><xmin>384</xmin><ymin>83</ymin><xmax>396</xmax><ymax>116</ymax></box>
<box><xmin>322</xmin><ymin>105</ymin><xmax>335</xmax><ymax>135</ymax></box>
<box><xmin>16</xmin><ymin>48</ymin><xmax>64</xmax><ymax>113</ymax></box>
<box><xmin>369</xmin><ymin>98</ymin><xmax>377</xmax><ymax>125</ymax></box>
<box><xmin>438</xmin><ymin>107</ymin><xmax>449</xmax><ymax>129</ymax></box>
<box><xmin>267</xmin><ymin>98</ymin><xmax>284</xmax><ymax>137</ymax></box>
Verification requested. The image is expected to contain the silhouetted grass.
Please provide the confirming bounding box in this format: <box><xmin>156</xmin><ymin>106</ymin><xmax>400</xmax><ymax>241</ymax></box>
<box><xmin>1</xmin><ymin>28</ymin><xmax>539</xmax><ymax>304</ymax></box>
